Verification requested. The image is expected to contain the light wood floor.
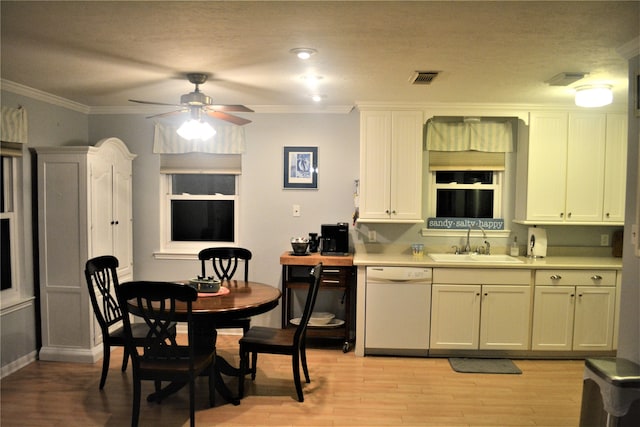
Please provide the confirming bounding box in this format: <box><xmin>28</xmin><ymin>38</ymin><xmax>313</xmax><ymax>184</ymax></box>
<box><xmin>1</xmin><ymin>335</ymin><xmax>586</xmax><ymax>427</ymax></box>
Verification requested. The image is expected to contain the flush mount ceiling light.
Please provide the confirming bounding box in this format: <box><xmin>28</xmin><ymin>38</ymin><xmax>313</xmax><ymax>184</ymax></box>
<box><xmin>290</xmin><ymin>47</ymin><xmax>317</xmax><ymax>60</ymax></box>
<box><xmin>575</xmin><ymin>85</ymin><xmax>613</xmax><ymax>108</ymax></box>
<box><xmin>310</xmin><ymin>94</ymin><xmax>326</xmax><ymax>102</ymax></box>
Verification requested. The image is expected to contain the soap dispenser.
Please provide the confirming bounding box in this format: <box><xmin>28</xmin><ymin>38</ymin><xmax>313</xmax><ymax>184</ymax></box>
<box><xmin>510</xmin><ymin>236</ymin><xmax>519</xmax><ymax>256</ymax></box>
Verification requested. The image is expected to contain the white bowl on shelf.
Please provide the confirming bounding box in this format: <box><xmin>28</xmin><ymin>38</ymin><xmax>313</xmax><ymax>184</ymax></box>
<box><xmin>309</xmin><ymin>312</ymin><xmax>335</xmax><ymax>325</ymax></box>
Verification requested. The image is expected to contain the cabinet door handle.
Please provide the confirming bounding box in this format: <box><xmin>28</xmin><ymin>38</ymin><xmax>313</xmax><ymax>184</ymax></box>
<box><xmin>568</xmin><ymin>212</ymin><xmax>572</xmax><ymax>218</ymax></box>
<box><xmin>475</xmin><ymin>292</ymin><xmax>481</xmax><ymax>296</ymax></box>
<box><xmin>578</xmin><ymin>293</ymin><xmax>583</xmax><ymax>298</ymax></box>
<box><xmin>560</xmin><ymin>213</ymin><xmax>564</xmax><ymax>218</ymax></box>
<box><xmin>391</xmin><ymin>210</ymin><xmax>397</xmax><ymax>215</ymax></box>
<box><xmin>570</xmin><ymin>293</ymin><xmax>575</xmax><ymax>298</ymax></box>
<box><xmin>550</xmin><ymin>275</ymin><xmax>562</xmax><ymax>280</ymax></box>
<box><xmin>484</xmin><ymin>292</ymin><xmax>488</xmax><ymax>297</ymax></box>
<box><xmin>385</xmin><ymin>209</ymin><xmax>390</xmax><ymax>214</ymax></box>
<box><xmin>606</xmin><ymin>213</ymin><xmax>610</xmax><ymax>218</ymax></box>
<box><xmin>591</xmin><ymin>275</ymin><xmax>603</xmax><ymax>281</ymax></box>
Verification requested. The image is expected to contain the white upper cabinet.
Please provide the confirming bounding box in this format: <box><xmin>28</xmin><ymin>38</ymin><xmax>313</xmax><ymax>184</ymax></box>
<box><xmin>359</xmin><ymin>110</ymin><xmax>423</xmax><ymax>222</ymax></box>
<box><xmin>515</xmin><ymin>111</ymin><xmax>627</xmax><ymax>225</ymax></box>
<box><xmin>602</xmin><ymin>113</ymin><xmax>628</xmax><ymax>222</ymax></box>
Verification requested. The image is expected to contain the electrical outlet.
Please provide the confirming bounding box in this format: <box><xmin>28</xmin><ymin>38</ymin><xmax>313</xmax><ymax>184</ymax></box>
<box><xmin>368</xmin><ymin>230</ymin><xmax>376</xmax><ymax>242</ymax></box>
<box><xmin>292</xmin><ymin>204</ymin><xmax>301</xmax><ymax>217</ymax></box>
<box><xmin>600</xmin><ymin>234</ymin><xmax>609</xmax><ymax>246</ymax></box>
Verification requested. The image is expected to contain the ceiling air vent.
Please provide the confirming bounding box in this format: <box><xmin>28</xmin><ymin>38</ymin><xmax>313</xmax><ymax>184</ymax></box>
<box><xmin>410</xmin><ymin>71</ymin><xmax>440</xmax><ymax>85</ymax></box>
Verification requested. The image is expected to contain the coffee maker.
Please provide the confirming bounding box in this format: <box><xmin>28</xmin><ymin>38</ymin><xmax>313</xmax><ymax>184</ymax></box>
<box><xmin>320</xmin><ymin>223</ymin><xmax>349</xmax><ymax>255</ymax></box>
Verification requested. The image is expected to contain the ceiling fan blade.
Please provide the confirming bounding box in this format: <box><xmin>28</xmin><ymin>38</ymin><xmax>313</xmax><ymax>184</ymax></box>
<box><xmin>146</xmin><ymin>109</ymin><xmax>186</xmax><ymax>119</ymax></box>
<box><xmin>206</xmin><ymin>111</ymin><xmax>252</xmax><ymax>126</ymax></box>
<box><xmin>129</xmin><ymin>99</ymin><xmax>184</xmax><ymax>107</ymax></box>
<box><xmin>207</xmin><ymin>105</ymin><xmax>254</xmax><ymax>113</ymax></box>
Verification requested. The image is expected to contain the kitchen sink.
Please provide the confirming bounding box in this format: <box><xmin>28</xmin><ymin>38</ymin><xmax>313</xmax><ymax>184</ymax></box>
<box><xmin>428</xmin><ymin>253</ymin><xmax>524</xmax><ymax>264</ymax></box>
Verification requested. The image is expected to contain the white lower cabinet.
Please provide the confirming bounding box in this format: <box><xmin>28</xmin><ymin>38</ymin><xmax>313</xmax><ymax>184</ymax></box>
<box><xmin>430</xmin><ymin>269</ymin><xmax>531</xmax><ymax>351</ymax></box>
<box><xmin>532</xmin><ymin>270</ymin><xmax>616</xmax><ymax>351</ymax></box>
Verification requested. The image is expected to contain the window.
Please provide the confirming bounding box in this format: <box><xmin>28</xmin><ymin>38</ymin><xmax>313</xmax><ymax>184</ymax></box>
<box><xmin>429</xmin><ymin>170</ymin><xmax>503</xmax><ymax>219</ymax></box>
<box><xmin>1</xmin><ymin>155</ymin><xmax>20</xmax><ymax>304</ymax></box>
<box><xmin>160</xmin><ymin>173</ymin><xmax>239</xmax><ymax>254</ymax></box>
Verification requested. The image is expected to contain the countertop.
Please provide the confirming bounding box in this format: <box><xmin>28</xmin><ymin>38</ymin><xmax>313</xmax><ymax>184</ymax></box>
<box><xmin>353</xmin><ymin>253</ymin><xmax>623</xmax><ymax>270</ymax></box>
<box><xmin>280</xmin><ymin>252</ymin><xmax>354</xmax><ymax>267</ymax></box>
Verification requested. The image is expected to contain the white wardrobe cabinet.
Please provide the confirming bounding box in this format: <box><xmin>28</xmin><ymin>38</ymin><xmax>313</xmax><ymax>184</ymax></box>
<box><xmin>35</xmin><ymin>137</ymin><xmax>135</xmax><ymax>363</ymax></box>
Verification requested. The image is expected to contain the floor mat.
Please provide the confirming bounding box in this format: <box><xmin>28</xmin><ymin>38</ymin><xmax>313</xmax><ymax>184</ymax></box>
<box><xmin>448</xmin><ymin>358</ymin><xmax>522</xmax><ymax>374</ymax></box>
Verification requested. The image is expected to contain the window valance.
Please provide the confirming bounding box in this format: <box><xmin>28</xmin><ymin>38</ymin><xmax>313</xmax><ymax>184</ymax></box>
<box><xmin>1</xmin><ymin>106</ymin><xmax>28</xmax><ymax>156</ymax></box>
<box><xmin>153</xmin><ymin>121</ymin><xmax>246</xmax><ymax>154</ymax></box>
<box><xmin>425</xmin><ymin>120</ymin><xmax>513</xmax><ymax>152</ymax></box>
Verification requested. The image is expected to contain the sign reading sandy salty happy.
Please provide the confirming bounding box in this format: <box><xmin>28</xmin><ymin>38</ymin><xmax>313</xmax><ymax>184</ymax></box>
<box><xmin>427</xmin><ymin>217</ymin><xmax>504</xmax><ymax>230</ymax></box>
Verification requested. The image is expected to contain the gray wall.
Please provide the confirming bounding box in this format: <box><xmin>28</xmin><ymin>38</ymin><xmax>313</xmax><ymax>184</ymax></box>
<box><xmin>0</xmin><ymin>89</ymin><xmax>88</xmax><ymax>374</ymax></box>
<box><xmin>89</xmin><ymin>111</ymin><xmax>360</xmax><ymax>326</ymax></box>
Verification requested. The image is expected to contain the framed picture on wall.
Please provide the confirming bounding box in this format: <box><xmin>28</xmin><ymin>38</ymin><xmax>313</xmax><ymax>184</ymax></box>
<box><xmin>283</xmin><ymin>146</ymin><xmax>318</xmax><ymax>189</ymax></box>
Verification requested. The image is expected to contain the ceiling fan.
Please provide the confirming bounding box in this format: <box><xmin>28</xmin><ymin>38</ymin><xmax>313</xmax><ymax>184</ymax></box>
<box><xmin>129</xmin><ymin>73</ymin><xmax>253</xmax><ymax>126</ymax></box>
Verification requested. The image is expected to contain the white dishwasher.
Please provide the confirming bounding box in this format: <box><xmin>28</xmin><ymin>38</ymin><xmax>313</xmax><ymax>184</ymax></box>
<box><xmin>364</xmin><ymin>266</ymin><xmax>432</xmax><ymax>356</ymax></box>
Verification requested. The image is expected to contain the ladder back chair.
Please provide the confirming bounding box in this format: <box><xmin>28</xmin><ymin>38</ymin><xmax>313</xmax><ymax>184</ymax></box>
<box><xmin>198</xmin><ymin>247</ymin><xmax>253</xmax><ymax>333</ymax></box>
<box><xmin>118</xmin><ymin>281</ymin><xmax>216</xmax><ymax>427</ymax></box>
<box><xmin>84</xmin><ymin>256</ymin><xmax>176</xmax><ymax>390</ymax></box>
<box><xmin>238</xmin><ymin>263</ymin><xmax>323</xmax><ymax>402</ymax></box>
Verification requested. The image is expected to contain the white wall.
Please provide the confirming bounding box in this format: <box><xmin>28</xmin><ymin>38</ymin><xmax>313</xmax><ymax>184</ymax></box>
<box><xmin>617</xmin><ymin>53</ymin><xmax>640</xmax><ymax>364</ymax></box>
<box><xmin>89</xmin><ymin>111</ymin><xmax>360</xmax><ymax>326</ymax></box>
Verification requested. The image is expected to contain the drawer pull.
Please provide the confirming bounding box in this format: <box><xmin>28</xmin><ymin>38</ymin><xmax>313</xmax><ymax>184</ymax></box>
<box><xmin>323</xmin><ymin>269</ymin><xmax>341</xmax><ymax>274</ymax></box>
<box><xmin>591</xmin><ymin>275</ymin><xmax>603</xmax><ymax>281</ymax></box>
<box><xmin>322</xmin><ymin>280</ymin><xmax>341</xmax><ymax>284</ymax></box>
<box><xmin>550</xmin><ymin>275</ymin><xmax>562</xmax><ymax>280</ymax></box>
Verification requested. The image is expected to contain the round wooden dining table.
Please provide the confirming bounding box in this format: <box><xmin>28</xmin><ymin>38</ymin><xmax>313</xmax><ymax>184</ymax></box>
<box><xmin>145</xmin><ymin>280</ymin><xmax>281</xmax><ymax>405</ymax></box>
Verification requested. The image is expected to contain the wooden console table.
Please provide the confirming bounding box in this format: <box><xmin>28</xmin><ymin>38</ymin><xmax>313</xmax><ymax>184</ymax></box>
<box><xmin>280</xmin><ymin>252</ymin><xmax>356</xmax><ymax>352</ymax></box>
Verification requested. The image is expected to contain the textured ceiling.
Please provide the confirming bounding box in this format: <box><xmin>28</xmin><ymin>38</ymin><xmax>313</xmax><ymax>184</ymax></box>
<box><xmin>1</xmin><ymin>1</ymin><xmax>639</xmax><ymax>111</ymax></box>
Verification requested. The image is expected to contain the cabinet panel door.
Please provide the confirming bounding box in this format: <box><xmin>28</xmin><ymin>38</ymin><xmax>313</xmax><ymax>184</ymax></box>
<box><xmin>526</xmin><ymin>113</ymin><xmax>568</xmax><ymax>221</ymax></box>
<box><xmin>480</xmin><ymin>285</ymin><xmax>531</xmax><ymax>350</ymax></box>
<box><xmin>359</xmin><ymin>111</ymin><xmax>392</xmax><ymax>219</ymax></box>
<box><xmin>532</xmin><ymin>286</ymin><xmax>575</xmax><ymax>351</ymax></box>
<box><xmin>430</xmin><ymin>284</ymin><xmax>480</xmax><ymax>349</ymax></box>
<box><xmin>89</xmin><ymin>157</ymin><xmax>114</xmax><ymax>258</ymax></box>
<box><xmin>113</xmin><ymin>156</ymin><xmax>133</xmax><ymax>279</ymax></box>
<box><xmin>602</xmin><ymin>113</ymin><xmax>627</xmax><ymax>222</ymax></box>
<box><xmin>573</xmin><ymin>286</ymin><xmax>615</xmax><ymax>351</ymax></box>
<box><xmin>565</xmin><ymin>113</ymin><xmax>606</xmax><ymax>222</ymax></box>
<box><xmin>390</xmin><ymin>111</ymin><xmax>423</xmax><ymax>220</ymax></box>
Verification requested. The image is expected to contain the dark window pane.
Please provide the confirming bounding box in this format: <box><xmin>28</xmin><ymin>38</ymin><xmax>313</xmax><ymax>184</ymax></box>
<box><xmin>436</xmin><ymin>189</ymin><xmax>493</xmax><ymax>218</ymax></box>
<box><xmin>172</xmin><ymin>174</ymin><xmax>235</xmax><ymax>195</ymax></box>
<box><xmin>436</xmin><ymin>171</ymin><xmax>493</xmax><ymax>184</ymax></box>
<box><xmin>1</xmin><ymin>218</ymin><xmax>12</xmax><ymax>290</ymax></box>
<box><xmin>171</xmin><ymin>200</ymin><xmax>234</xmax><ymax>242</ymax></box>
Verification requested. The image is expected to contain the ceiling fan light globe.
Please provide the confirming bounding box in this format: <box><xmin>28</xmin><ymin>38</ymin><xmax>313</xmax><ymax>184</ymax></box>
<box><xmin>177</xmin><ymin>120</ymin><xmax>216</xmax><ymax>141</ymax></box>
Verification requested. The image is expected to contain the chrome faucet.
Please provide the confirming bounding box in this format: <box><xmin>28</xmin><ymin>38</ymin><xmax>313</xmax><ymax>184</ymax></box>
<box><xmin>464</xmin><ymin>225</ymin><xmax>487</xmax><ymax>254</ymax></box>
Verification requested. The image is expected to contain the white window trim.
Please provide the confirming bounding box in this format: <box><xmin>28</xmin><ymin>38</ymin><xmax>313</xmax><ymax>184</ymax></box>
<box><xmin>427</xmin><ymin>170</ymin><xmax>503</xmax><ymax>218</ymax></box>
<box><xmin>421</xmin><ymin>169</ymin><xmax>510</xmax><ymax>238</ymax></box>
<box><xmin>155</xmin><ymin>173</ymin><xmax>240</xmax><ymax>259</ymax></box>
<box><xmin>1</xmin><ymin>156</ymin><xmax>23</xmax><ymax>308</ymax></box>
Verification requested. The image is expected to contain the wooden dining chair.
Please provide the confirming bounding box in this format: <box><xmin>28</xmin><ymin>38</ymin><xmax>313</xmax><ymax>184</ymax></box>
<box><xmin>198</xmin><ymin>247</ymin><xmax>253</xmax><ymax>334</ymax></box>
<box><xmin>238</xmin><ymin>263</ymin><xmax>323</xmax><ymax>402</ymax></box>
<box><xmin>118</xmin><ymin>281</ymin><xmax>216</xmax><ymax>427</ymax></box>
<box><xmin>84</xmin><ymin>256</ymin><xmax>176</xmax><ymax>390</ymax></box>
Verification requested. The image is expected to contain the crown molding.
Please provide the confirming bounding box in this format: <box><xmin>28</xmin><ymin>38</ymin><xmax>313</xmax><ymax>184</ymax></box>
<box><xmin>0</xmin><ymin>79</ymin><xmax>89</xmax><ymax>113</ymax></box>
<box><xmin>617</xmin><ymin>37</ymin><xmax>640</xmax><ymax>60</ymax></box>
